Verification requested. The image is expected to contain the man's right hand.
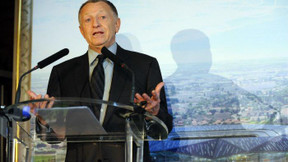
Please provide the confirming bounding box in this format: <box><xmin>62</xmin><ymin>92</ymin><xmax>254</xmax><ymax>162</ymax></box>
<box><xmin>27</xmin><ymin>90</ymin><xmax>54</xmax><ymax>125</ymax></box>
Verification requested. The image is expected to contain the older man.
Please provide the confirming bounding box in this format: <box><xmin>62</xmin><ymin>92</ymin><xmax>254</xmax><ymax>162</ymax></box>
<box><xmin>29</xmin><ymin>0</ymin><xmax>172</xmax><ymax>161</ymax></box>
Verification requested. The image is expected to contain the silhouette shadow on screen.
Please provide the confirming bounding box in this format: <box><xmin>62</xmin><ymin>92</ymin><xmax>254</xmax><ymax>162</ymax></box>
<box><xmin>149</xmin><ymin>29</ymin><xmax>282</xmax><ymax>161</ymax></box>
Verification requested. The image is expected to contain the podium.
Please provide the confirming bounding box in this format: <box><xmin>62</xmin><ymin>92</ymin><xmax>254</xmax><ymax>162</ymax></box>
<box><xmin>0</xmin><ymin>98</ymin><xmax>168</xmax><ymax>162</ymax></box>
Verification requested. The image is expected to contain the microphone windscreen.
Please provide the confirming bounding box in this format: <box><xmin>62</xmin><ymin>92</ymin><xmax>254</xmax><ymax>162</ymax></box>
<box><xmin>22</xmin><ymin>106</ymin><xmax>31</xmax><ymax>118</ymax></box>
<box><xmin>6</xmin><ymin>106</ymin><xmax>31</xmax><ymax>121</ymax></box>
<box><xmin>101</xmin><ymin>47</ymin><xmax>122</xmax><ymax>65</ymax></box>
<box><xmin>37</xmin><ymin>48</ymin><xmax>69</xmax><ymax>69</ymax></box>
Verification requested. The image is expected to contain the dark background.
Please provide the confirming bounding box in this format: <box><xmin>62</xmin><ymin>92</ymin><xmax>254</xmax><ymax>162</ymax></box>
<box><xmin>0</xmin><ymin>1</ymin><xmax>14</xmax><ymax>162</ymax></box>
<box><xmin>0</xmin><ymin>0</ymin><xmax>14</xmax><ymax>107</ymax></box>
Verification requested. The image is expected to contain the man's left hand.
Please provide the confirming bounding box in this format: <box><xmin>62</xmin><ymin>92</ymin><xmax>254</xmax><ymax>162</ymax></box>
<box><xmin>134</xmin><ymin>82</ymin><xmax>164</xmax><ymax>116</ymax></box>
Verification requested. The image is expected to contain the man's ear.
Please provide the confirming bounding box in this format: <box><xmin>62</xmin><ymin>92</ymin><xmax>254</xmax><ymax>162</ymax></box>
<box><xmin>79</xmin><ymin>25</ymin><xmax>85</xmax><ymax>37</ymax></box>
<box><xmin>115</xmin><ymin>18</ymin><xmax>121</xmax><ymax>33</ymax></box>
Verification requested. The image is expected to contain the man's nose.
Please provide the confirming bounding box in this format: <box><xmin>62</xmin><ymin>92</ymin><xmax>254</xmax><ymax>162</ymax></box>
<box><xmin>93</xmin><ymin>18</ymin><xmax>100</xmax><ymax>27</ymax></box>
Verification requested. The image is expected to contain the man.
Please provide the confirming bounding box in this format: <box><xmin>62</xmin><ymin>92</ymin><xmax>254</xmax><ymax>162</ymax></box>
<box><xmin>28</xmin><ymin>0</ymin><xmax>172</xmax><ymax>161</ymax></box>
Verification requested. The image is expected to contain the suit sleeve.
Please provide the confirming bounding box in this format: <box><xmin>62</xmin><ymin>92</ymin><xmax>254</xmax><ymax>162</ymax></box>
<box><xmin>146</xmin><ymin>58</ymin><xmax>173</xmax><ymax>133</ymax></box>
<box><xmin>47</xmin><ymin>66</ymin><xmax>61</xmax><ymax>97</ymax></box>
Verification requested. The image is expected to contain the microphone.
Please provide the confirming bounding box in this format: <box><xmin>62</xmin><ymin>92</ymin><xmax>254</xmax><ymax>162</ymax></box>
<box><xmin>101</xmin><ymin>47</ymin><xmax>146</xmax><ymax>115</ymax></box>
<box><xmin>101</xmin><ymin>47</ymin><xmax>129</xmax><ymax>70</ymax></box>
<box><xmin>15</xmin><ymin>48</ymin><xmax>69</xmax><ymax>104</ymax></box>
<box><xmin>37</xmin><ymin>48</ymin><xmax>69</xmax><ymax>69</ymax></box>
<box><xmin>101</xmin><ymin>47</ymin><xmax>166</xmax><ymax>139</ymax></box>
<box><xmin>101</xmin><ymin>47</ymin><xmax>135</xmax><ymax>105</ymax></box>
<box><xmin>1</xmin><ymin>106</ymin><xmax>31</xmax><ymax>121</ymax></box>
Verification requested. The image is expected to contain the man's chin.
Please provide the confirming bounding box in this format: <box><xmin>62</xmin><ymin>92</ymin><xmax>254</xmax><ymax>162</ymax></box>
<box><xmin>89</xmin><ymin>45</ymin><xmax>104</xmax><ymax>52</ymax></box>
<box><xmin>90</xmin><ymin>41</ymin><xmax>114</xmax><ymax>50</ymax></box>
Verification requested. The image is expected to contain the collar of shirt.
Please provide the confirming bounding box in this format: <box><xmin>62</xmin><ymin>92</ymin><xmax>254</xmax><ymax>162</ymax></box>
<box><xmin>88</xmin><ymin>43</ymin><xmax>117</xmax><ymax>66</ymax></box>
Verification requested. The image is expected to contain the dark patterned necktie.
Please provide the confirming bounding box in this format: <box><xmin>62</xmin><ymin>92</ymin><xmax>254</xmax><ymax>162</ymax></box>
<box><xmin>91</xmin><ymin>54</ymin><xmax>105</xmax><ymax>100</ymax></box>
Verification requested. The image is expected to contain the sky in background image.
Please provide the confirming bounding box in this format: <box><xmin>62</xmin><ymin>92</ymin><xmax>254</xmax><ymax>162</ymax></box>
<box><xmin>31</xmin><ymin>0</ymin><xmax>288</xmax><ymax>93</ymax></box>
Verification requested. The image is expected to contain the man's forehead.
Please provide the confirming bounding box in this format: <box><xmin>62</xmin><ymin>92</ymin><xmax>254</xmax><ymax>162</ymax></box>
<box><xmin>81</xmin><ymin>2</ymin><xmax>111</xmax><ymax>13</ymax></box>
<box><xmin>81</xmin><ymin>9</ymin><xmax>106</xmax><ymax>16</ymax></box>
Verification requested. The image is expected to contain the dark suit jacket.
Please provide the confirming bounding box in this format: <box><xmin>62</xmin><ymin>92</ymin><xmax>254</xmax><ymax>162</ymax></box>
<box><xmin>46</xmin><ymin>45</ymin><xmax>173</xmax><ymax>161</ymax></box>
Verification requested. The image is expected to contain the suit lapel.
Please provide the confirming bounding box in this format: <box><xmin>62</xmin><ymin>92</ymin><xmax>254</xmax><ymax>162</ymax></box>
<box><xmin>74</xmin><ymin>53</ymin><xmax>102</xmax><ymax>118</ymax></box>
<box><xmin>103</xmin><ymin>46</ymin><xmax>130</xmax><ymax>125</ymax></box>
<box><xmin>74</xmin><ymin>53</ymin><xmax>91</xmax><ymax>99</ymax></box>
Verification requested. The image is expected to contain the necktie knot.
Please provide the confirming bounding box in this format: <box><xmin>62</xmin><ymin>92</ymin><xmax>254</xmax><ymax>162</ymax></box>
<box><xmin>97</xmin><ymin>54</ymin><xmax>106</xmax><ymax>64</ymax></box>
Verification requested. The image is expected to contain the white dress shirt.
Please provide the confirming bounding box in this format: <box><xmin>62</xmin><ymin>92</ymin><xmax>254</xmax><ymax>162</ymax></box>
<box><xmin>88</xmin><ymin>43</ymin><xmax>117</xmax><ymax>125</ymax></box>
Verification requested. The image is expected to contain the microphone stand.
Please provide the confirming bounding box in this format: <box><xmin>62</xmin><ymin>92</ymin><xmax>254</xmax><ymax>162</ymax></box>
<box><xmin>1</xmin><ymin>65</ymin><xmax>38</xmax><ymax>162</ymax></box>
<box><xmin>1</xmin><ymin>48</ymin><xmax>69</xmax><ymax>162</ymax></box>
<box><xmin>124</xmin><ymin>67</ymin><xmax>147</xmax><ymax>162</ymax></box>
<box><xmin>100</xmin><ymin>47</ymin><xmax>145</xmax><ymax>115</ymax></box>
<box><xmin>0</xmin><ymin>106</ymin><xmax>13</xmax><ymax>162</ymax></box>
<box><xmin>2</xmin><ymin>65</ymin><xmax>37</xmax><ymax>162</ymax></box>
<box><xmin>15</xmin><ymin>48</ymin><xmax>69</xmax><ymax>104</ymax></box>
<box><xmin>14</xmin><ymin>66</ymin><xmax>38</xmax><ymax>104</ymax></box>
<box><xmin>101</xmin><ymin>47</ymin><xmax>167</xmax><ymax>161</ymax></box>
<box><xmin>124</xmin><ymin>65</ymin><xmax>145</xmax><ymax>113</ymax></box>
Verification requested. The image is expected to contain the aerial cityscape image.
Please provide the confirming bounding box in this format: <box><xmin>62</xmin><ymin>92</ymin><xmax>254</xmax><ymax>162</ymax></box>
<box><xmin>29</xmin><ymin>0</ymin><xmax>288</xmax><ymax>161</ymax></box>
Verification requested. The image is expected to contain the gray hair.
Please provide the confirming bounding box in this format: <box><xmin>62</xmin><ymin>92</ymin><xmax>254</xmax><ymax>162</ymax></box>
<box><xmin>78</xmin><ymin>0</ymin><xmax>118</xmax><ymax>24</ymax></box>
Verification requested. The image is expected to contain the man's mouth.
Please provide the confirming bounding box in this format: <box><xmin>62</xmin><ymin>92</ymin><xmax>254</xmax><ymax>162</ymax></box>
<box><xmin>93</xmin><ymin>31</ymin><xmax>104</xmax><ymax>36</ymax></box>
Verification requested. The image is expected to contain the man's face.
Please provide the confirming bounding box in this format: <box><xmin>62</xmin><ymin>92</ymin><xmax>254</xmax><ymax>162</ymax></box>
<box><xmin>79</xmin><ymin>2</ymin><xmax>120</xmax><ymax>52</ymax></box>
